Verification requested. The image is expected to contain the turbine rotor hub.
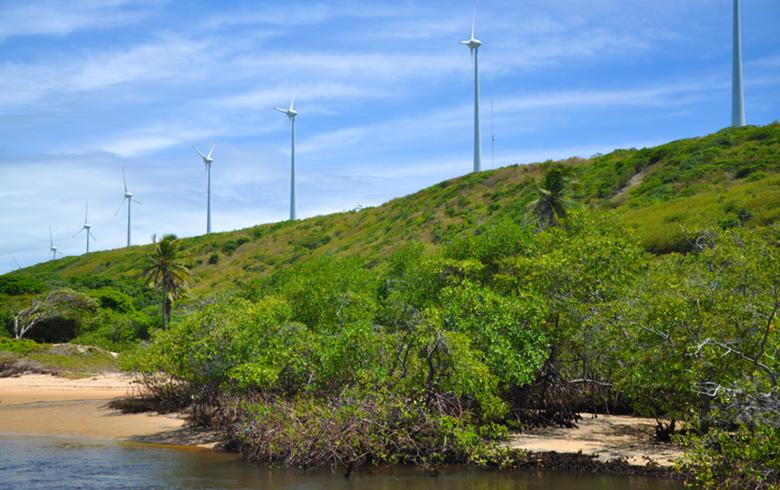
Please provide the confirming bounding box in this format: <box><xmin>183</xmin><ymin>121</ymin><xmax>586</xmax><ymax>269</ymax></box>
<box><xmin>464</xmin><ymin>38</ymin><xmax>482</xmax><ymax>49</ymax></box>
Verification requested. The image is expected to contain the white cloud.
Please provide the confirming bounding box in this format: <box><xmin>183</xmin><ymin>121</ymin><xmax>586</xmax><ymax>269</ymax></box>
<box><xmin>0</xmin><ymin>1</ymin><xmax>162</xmax><ymax>40</ymax></box>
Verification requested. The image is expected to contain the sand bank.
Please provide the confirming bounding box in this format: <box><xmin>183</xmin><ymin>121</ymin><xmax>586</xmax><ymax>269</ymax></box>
<box><xmin>0</xmin><ymin>374</ymin><xmax>217</xmax><ymax>446</ymax></box>
<box><xmin>508</xmin><ymin>413</ymin><xmax>683</xmax><ymax>466</ymax></box>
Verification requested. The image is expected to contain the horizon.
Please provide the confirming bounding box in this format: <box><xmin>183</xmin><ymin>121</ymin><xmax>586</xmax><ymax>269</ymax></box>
<box><xmin>1</xmin><ymin>0</ymin><xmax>779</xmax><ymax>274</ymax></box>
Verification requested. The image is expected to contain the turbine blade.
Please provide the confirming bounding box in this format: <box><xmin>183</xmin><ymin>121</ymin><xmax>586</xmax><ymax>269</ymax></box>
<box><xmin>289</xmin><ymin>88</ymin><xmax>296</xmax><ymax>112</ymax></box>
<box><xmin>193</xmin><ymin>145</ymin><xmax>206</xmax><ymax>160</ymax></box>
<box><xmin>85</xmin><ymin>202</ymin><xmax>89</xmax><ymax>224</ymax></box>
<box><xmin>471</xmin><ymin>5</ymin><xmax>476</xmax><ymax>39</ymax></box>
<box><xmin>72</xmin><ymin>228</ymin><xmax>84</xmax><ymax>238</ymax></box>
<box><xmin>207</xmin><ymin>144</ymin><xmax>215</xmax><ymax>159</ymax></box>
<box><xmin>122</xmin><ymin>168</ymin><xmax>128</xmax><ymax>193</ymax></box>
<box><xmin>49</xmin><ymin>226</ymin><xmax>53</xmax><ymax>247</ymax></box>
<box><xmin>114</xmin><ymin>198</ymin><xmax>126</xmax><ymax>216</ymax></box>
<box><xmin>90</xmin><ymin>232</ymin><xmax>97</xmax><ymax>241</ymax></box>
<box><xmin>274</xmin><ymin>107</ymin><xmax>288</xmax><ymax>114</ymax></box>
<box><xmin>133</xmin><ymin>199</ymin><xmax>142</xmax><ymax>205</ymax></box>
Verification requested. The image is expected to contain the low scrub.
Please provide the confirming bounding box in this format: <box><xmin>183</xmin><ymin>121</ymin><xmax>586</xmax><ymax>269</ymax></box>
<box><xmin>219</xmin><ymin>391</ymin><xmax>512</xmax><ymax>472</ymax></box>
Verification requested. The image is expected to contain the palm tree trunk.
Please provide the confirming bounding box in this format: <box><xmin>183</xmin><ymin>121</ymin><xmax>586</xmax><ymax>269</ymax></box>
<box><xmin>161</xmin><ymin>284</ymin><xmax>167</xmax><ymax>330</ymax></box>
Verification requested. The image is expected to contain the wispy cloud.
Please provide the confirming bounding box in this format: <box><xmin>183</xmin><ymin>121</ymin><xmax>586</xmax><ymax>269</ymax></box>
<box><xmin>2</xmin><ymin>0</ymin><xmax>780</xmax><ymax>274</ymax></box>
<box><xmin>0</xmin><ymin>0</ymin><xmax>162</xmax><ymax>40</ymax></box>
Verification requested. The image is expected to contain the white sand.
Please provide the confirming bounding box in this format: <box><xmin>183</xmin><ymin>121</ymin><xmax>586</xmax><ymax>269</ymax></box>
<box><xmin>507</xmin><ymin>413</ymin><xmax>683</xmax><ymax>466</ymax></box>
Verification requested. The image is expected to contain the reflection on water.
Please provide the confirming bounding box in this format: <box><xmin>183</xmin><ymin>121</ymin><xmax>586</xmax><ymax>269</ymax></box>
<box><xmin>0</xmin><ymin>436</ymin><xmax>683</xmax><ymax>490</ymax></box>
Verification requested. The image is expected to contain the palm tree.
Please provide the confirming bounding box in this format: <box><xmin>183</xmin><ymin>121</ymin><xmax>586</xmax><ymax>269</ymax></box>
<box><xmin>527</xmin><ymin>164</ymin><xmax>574</xmax><ymax>229</ymax></box>
<box><xmin>144</xmin><ymin>235</ymin><xmax>190</xmax><ymax>329</ymax></box>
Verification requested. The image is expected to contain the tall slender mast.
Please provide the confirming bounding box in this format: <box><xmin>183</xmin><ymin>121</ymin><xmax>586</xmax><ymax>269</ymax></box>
<box><xmin>85</xmin><ymin>203</ymin><xmax>90</xmax><ymax>253</ymax></box>
<box><xmin>193</xmin><ymin>145</ymin><xmax>215</xmax><ymax>234</ymax></box>
<box><xmin>206</xmin><ymin>162</ymin><xmax>212</xmax><ymax>234</ymax></box>
<box><xmin>73</xmin><ymin>202</ymin><xmax>95</xmax><ymax>254</ymax></box>
<box><xmin>473</xmin><ymin>46</ymin><xmax>482</xmax><ymax>172</ymax></box>
<box><xmin>490</xmin><ymin>99</ymin><xmax>495</xmax><ymax>169</ymax></box>
<box><xmin>731</xmin><ymin>0</ymin><xmax>746</xmax><ymax>127</ymax></box>
<box><xmin>290</xmin><ymin>117</ymin><xmax>296</xmax><ymax>221</ymax></box>
<box><xmin>461</xmin><ymin>9</ymin><xmax>483</xmax><ymax>173</ymax></box>
<box><xmin>275</xmin><ymin>93</ymin><xmax>298</xmax><ymax>221</ymax></box>
<box><xmin>127</xmin><ymin>199</ymin><xmax>132</xmax><ymax>247</ymax></box>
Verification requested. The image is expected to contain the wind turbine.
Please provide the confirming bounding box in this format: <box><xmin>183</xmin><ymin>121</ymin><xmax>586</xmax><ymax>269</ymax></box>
<box><xmin>72</xmin><ymin>202</ymin><xmax>96</xmax><ymax>254</ymax></box>
<box><xmin>114</xmin><ymin>168</ymin><xmax>141</xmax><ymax>247</ymax></box>
<box><xmin>275</xmin><ymin>91</ymin><xmax>298</xmax><ymax>221</ymax></box>
<box><xmin>193</xmin><ymin>144</ymin><xmax>216</xmax><ymax>234</ymax></box>
<box><xmin>731</xmin><ymin>0</ymin><xmax>746</xmax><ymax>127</ymax></box>
<box><xmin>461</xmin><ymin>7</ymin><xmax>483</xmax><ymax>173</ymax></box>
<box><xmin>49</xmin><ymin>226</ymin><xmax>62</xmax><ymax>261</ymax></box>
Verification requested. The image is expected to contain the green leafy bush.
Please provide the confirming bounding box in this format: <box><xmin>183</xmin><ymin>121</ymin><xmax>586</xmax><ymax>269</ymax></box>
<box><xmin>0</xmin><ymin>275</ymin><xmax>46</xmax><ymax>295</ymax></box>
<box><xmin>678</xmin><ymin>424</ymin><xmax>780</xmax><ymax>489</ymax></box>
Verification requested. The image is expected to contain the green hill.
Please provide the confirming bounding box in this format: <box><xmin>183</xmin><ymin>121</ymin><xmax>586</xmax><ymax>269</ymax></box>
<box><xmin>6</xmin><ymin>123</ymin><xmax>778</xmax><ymax>297</ymax></box>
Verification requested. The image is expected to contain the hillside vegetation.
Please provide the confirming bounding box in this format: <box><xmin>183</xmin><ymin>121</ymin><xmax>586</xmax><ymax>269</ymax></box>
<box><xmin>5</xmin><ymin>123</ymin><xmax>779</xmax><ymax>297</ymax></box>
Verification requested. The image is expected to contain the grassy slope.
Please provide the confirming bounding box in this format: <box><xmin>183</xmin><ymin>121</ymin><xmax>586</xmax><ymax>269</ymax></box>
<box><xmin>0</xmin><ymin>339</ymin><xmax>119</xmax><ymax>377</ymax></box>
<box><xmin>7</xmin><ymin>123</ymin><xmax>780</xmax><ymax>296</ymax></box>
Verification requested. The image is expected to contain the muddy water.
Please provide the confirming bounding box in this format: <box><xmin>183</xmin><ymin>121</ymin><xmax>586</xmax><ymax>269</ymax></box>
<box><xmin>0</xmin><ymin>436</ymin><xmax>684</xmax><ymax>489</ymax></box>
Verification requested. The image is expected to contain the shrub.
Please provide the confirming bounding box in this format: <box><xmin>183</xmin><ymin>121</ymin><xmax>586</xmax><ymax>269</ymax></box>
<box><xmin>221</xmin><ymin>237</ymin><xmax>250</xmax><ymax>256</ymax></box>
<box><xmin>88</xmin><ymin>288</ymin><xmax>135</xmax><ymax>313</ymax></box>
<box><xmin>0</xmin><ymin>275</ymin><xmax>46</xmax><ymax>295</ymax></box>
<box><xmin>226</xmin><ymin>390</ymin><xmax>510</xmax><ymax>472</ymax></box>
<box><xmin>678</xmin><ymin>424</ymin><xmax>780</xmax><ymax>489</ymax></box>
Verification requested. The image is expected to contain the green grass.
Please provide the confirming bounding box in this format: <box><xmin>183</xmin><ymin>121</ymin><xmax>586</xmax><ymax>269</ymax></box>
<box><xmin>3</xmin><ymin>123</ymin><xmax>779</xmax><ymax>298</ymax></box>
<box><xmin>0</xmin><ymin>339</ymin><xmax>119</xmax><ymax>377</ymax></box>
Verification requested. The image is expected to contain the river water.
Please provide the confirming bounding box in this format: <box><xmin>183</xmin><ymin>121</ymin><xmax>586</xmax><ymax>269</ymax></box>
<box><xmin>0</xmin><ymin>436</ymin><xmax>684</xmax><ymax>490</ymax></box>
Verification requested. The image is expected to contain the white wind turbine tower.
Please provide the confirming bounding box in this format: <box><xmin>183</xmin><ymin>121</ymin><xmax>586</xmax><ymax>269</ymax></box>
<box><xmin>49</xmin><ymin>227</ymin><xmax>62</xmax><ymax>261</ymax></box>
<box><xmin>114</xmin><ymin>168</ymin><xmax>141</xmax><ymax>247</ymax></box>
<box><xmin>731</xmin><ymin>0</ymin><xmax>746</xmax><ymax>127</ymax></box>
<box><xmin>193</xmin><ymin>144</ymin><xmax>216</xmax><ymax>234</ymax></box>
<box><xmin>275</xmin><ymin>92</ymin><xmax>298</xmax><ymax>221</ymax></box>
<box><xmin>73</xmin><ymin>202</ymin><xmax>96</xmax><ymax>254</ymax></box>
<box><xmin>461</xmin><ymin>7</ymin><xmax>483</xmax><ymax>173</ymax></box>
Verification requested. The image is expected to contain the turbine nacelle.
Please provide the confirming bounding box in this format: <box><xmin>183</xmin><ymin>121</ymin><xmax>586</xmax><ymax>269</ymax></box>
<box><xmin>274</xmin><ymin>107</ymin><xmax>298</xmax><ymax>119</ymax></box>
<box><xmin>461</xmin><ymin>37</ymin><xmax>482</xmax><ymax>50</ymax></box>
<box><xmin>193</xmin><ymin>144</ymin><xmax>216</xmax><ymax>166</ymax></box>
<box><xmin>275</xmin><ymin>90</ymin><xmax>298</xmax><ymax>120</ymax></box>
<box><xmin>124</xmin><ymin>191</ymin><xmax>134</xmax><ymax>199</ymax></box>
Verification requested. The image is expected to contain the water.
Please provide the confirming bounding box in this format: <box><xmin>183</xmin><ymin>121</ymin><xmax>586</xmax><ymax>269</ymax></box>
<box><xmin>0</xmin><ymin>436</ymin><xmax>684</xmax><ymax>490</ymax></box>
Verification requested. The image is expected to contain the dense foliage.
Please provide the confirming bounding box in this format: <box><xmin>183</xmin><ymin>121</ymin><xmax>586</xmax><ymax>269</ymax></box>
<box><xmin>125</xmin><ymin>212</ymin><xmax>778</xmax><ymax>481</ymax></box>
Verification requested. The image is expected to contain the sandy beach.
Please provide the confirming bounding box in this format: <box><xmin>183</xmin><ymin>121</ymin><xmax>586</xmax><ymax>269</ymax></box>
<box><xmin>0</xmin><ymin>374</ymin><xmax>217</xmax><ymax>445</ymax></box>
<box><xmin>508</xmin><ymin>413</ymin><xmax>683</xmax><ymax>466</ymax></box>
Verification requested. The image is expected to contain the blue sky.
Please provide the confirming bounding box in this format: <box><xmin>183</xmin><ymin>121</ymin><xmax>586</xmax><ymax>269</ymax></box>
<box><xmin>1</xmin><ymin>0</ymin><xmax>779</xmax><ymax>273</ymax></box>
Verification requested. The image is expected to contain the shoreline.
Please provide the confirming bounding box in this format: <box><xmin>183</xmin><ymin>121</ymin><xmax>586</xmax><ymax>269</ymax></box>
<box><xmin>0</xmin><ymin>373</ymin><xmax>682</xmax><ymax>474</ymax></box>
<box><xmin>0</xmin><ymin>373</ymin><xmax>218</xmax><ymax>448</ymax></box>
